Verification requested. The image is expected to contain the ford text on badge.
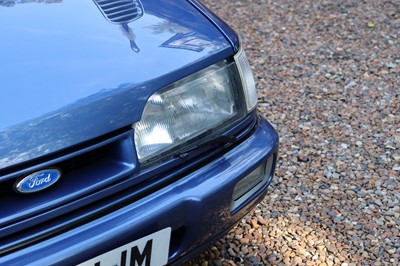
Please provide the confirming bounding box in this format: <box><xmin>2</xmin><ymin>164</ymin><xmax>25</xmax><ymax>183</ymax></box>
<box><xmin>15</xmin><ymin>169</ymin><xmax>61</xmax><ymax>193</ymax></box>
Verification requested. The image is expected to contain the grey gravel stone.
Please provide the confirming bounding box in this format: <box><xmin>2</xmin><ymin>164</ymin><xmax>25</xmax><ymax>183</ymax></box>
<box><xmin>186</xmin><ymin>0</ymin><xmax>400</xmax><ymax>265</ymax></box>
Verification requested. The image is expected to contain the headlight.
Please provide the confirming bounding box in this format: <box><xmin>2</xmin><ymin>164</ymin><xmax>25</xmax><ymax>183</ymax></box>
<box><xmin>134</xmin><ymin>49</ymin><xmax>257</xmax><ymax>165</ymax></box>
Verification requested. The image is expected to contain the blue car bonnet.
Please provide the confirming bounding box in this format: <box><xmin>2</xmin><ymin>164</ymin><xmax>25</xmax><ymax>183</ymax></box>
<box><xmin>0</xmin><ymin>0</ymin><xmax>233</xmax><ymax>170</ymax></box>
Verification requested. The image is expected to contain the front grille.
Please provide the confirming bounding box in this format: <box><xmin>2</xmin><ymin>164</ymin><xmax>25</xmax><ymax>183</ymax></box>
<box><xmin>0</xmin><ymin>130</ymin><xmax>137</xmax><ymax>241</ymax></box>
<box><xmin>93</xmin><ymin>0</ymin><xmax>143</xmax><ymax>24</ymax></box>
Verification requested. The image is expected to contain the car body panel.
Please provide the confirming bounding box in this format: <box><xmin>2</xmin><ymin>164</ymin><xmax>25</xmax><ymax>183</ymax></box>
<box><xmin>0</xmin><ymin>0</ymin><xmax>232</xmax><ymax>170</ymax></box>
<box><xmin>187</xmin><ymin>0</ymin><xmax>240</xmax><ymax>52</ymax></box>
<box><xmin>0</xmin><ymin>1</ymin><xmax>280</xmax><ymax>265</ymax></box>
<box><xmin>0</xmin><ymin>117</ymin><xmax>278</xmax><ymax>266</ymax></box>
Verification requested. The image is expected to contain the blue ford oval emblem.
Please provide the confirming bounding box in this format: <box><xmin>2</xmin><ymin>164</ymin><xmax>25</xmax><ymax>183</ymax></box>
<box><xmin>15</xmin><ymin>169</ymin><xmax>61</xmax><ymax>194</ymax></box>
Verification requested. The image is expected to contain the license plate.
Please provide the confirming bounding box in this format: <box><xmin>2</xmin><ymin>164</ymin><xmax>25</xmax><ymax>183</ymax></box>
<box><xmin>77</xmin><ymin>228</ymin><xmax>171</xmax><ymax>266</ymax></box>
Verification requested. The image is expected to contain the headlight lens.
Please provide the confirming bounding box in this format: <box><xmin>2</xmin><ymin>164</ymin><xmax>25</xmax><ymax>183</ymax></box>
<box><xmin>134</xmin><ymin>60</ymin><xmax>246</xmax><ymax>164</ymax></box>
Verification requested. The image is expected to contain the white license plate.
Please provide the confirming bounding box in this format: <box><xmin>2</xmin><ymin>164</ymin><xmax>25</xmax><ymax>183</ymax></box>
<box><xmin>77</xmin><ymin>227</ymin><xmax>171</xmax><ymax>266</ymax></box>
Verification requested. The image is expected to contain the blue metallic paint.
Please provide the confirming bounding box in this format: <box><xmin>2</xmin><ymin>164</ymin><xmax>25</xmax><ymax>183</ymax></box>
<box><xmin>0</xmin><ymin>1</ymin><xmax>279</xmax><ymax>265</ymax></box>
<box><xmin>0</xmin><ymin>117</ymin><xmax>278</xmax><ymax>266</ymax></box>
<box><xmin>0</xmin><ymin>0</ymin><xmax>232</xmax><ymax>170</ymax></box>
<box><xmin>187</xmin><ymin>0</ymin><xmax>240</xmax><ymax>52</ymax></box>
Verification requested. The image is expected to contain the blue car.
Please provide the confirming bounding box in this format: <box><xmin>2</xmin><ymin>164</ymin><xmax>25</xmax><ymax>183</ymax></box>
<box><xmin>0</xmin><ymin>0</ymin><xmax>279</xmax><ymax>265</ymax></box>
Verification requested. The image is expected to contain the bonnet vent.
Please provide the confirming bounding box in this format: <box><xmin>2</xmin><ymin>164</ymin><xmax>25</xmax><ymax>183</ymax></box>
<box><xmin>93</xmin><ymin>0</ymin><xmax>143</xmax><ymax>24</ymax></box>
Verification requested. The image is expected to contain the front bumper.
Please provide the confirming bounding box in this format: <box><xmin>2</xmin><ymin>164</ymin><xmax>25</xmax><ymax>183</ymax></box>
<box><xmin>0</xmin><ymin>116</ymin><xmax>278</xmax><ymax>266</ymax></box>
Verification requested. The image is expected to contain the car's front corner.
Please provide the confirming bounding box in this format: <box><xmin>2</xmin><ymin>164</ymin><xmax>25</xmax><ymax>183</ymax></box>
<box><xmin>0</xmin><ymin>0</ymin><xmax>278</xmax><ymax>265</ymax></box>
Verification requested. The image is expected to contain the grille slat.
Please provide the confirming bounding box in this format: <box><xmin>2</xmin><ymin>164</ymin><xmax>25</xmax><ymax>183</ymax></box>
<box><xmin>107</xmin><ymin>9</ymin><xmax>138</xmax><ymax>19</ymax></box>
<box><xmin>93</xmin><ymin>0</ymin><xmax>143</xmax><ymax>24</ymax></box>
<box><xmin>99</xmin><ymin>1</ymin><xmax>133</xmax><ymax>9</ymax></box>
<box><xmin>102</xmin><ymin>4</ymin><xmax>138</xmax><ymax>14</ymax></box>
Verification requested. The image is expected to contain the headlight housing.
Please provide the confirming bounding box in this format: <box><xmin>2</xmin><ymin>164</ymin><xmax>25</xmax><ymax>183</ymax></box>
<box><xmin>134</xmin><ymin>47</ymin><xmax>257</xmax><ymax>165</ymax></box>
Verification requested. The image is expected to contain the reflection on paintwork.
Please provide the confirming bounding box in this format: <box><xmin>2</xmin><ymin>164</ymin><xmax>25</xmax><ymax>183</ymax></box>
<box><xmin>0</xmin><ymin>0</ymin><xmax>232</xmax><ymax>170</ymax></box>
<box><xmin>161</xmin><ymin>32</ymin><xmax>216</xmax><ymax>52</ymax></box>
<box><xmin>147</xmin><ymin>20</ymin><xmax>190</xmax><ymax>35</ymax></box>
<box><xmin>120</xmin><ymin>24</ymin><xmax>140</xmax><ymax>52</ymax></box>
<box><xmin>0</xmin><ymin>0</ymin><xmax>62</xmax><ymax>7</ymax></box>
<box><xmin>0</xmin><ymin>83</ymin><xmax>149</xmax><ymax>169</ymax></box>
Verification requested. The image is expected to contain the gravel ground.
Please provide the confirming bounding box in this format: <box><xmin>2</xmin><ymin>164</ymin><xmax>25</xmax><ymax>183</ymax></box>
<box><xmin>187</xmin><ymin>0</ymin><xmax>400</xmax><ymax>265</ymax></box>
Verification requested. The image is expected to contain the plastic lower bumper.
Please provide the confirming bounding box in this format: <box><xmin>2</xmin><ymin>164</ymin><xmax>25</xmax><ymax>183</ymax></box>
<box><xmin>0</xmin><ymin>116</ymin><xmax>279</xmax><ymax>266</ymax></box>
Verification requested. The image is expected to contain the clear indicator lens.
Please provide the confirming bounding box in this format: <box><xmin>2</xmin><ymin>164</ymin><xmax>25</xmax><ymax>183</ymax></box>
<box><xmin>234</xmin><ymin>47</ymin><xmax>257</xmax><ymax>111</ymax></box>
